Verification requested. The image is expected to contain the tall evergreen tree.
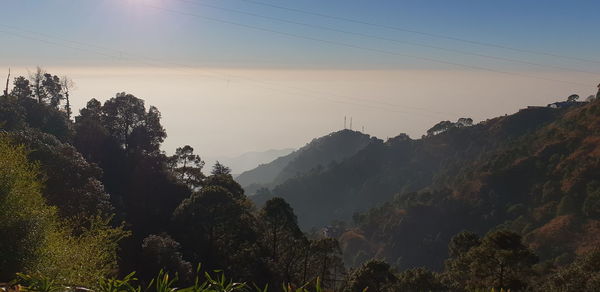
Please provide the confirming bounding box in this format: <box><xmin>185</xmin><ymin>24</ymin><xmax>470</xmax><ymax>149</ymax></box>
<box><xmin>10</xmin><ymin>76</ymin><xmax>32</xmax><ymax>100</ymax></box>
<box><xmin>169</xmin><ymin>145</ymin><xmax>205</xmax><ymax>190</ymax></box>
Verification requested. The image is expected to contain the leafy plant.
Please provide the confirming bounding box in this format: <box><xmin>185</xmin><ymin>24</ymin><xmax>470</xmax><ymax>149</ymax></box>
<box><xmin>16</xmin><ymin>273</ymin><xmax>62</xmax><ymax>292</ymax></box>
<box><xmin>178</xmin><ymin>265</ymin><xmax>208</xmax><ymax>292</ymax></box>
<box><xmin>203</xmin><ymin>270</ymin><xmax>247</xmax><ymax>292</ymax></box>
<box><xmin>281</xmin><ymin>278</ymin><xmax>322</xmax><ymax>292</ymax></box>
<box><xmin>97</xmin><ymin>272</ymin><xmax>140</xmax><ymax>292</ymax></box>
<box><xmin>147</xmin><ymin>270</ymin><xmax>178</xmax><ymax>292</ymax></box>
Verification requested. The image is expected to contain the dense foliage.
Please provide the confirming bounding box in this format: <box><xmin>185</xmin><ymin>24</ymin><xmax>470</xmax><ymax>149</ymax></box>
<box><xmin>0</xmin><ymin>69</ymin><xmax>345</xmax><ymax>291</ymax></box>
<box><xmin>334</xmin><ymin>100</ymin><xmax>600</xmax><ymax>274</ymax></box>
<box><xmin>1</xmin><ymin>68</ymin><xmax>599</xmax><ymax>291</ymax></box>
<box><xmin>0</xmin><ymin>135</ymin><xmax>127</xmax><ymax>286</ymax></box>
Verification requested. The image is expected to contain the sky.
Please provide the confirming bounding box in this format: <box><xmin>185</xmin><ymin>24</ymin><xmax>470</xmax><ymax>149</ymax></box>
<box><xmin>1</xmin><ymin>0</ymin><xmax>600</xmax><ymax>163</ymax></box>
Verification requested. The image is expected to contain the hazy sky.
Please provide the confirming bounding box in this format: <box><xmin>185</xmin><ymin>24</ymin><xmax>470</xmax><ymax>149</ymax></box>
<box><xmin>1</xmin><ymin>0</ymin><xmax>599</xmax><ymax>160</ymax></box>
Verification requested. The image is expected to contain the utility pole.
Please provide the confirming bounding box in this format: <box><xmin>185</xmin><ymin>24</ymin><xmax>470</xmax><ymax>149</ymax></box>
<box><xmin>344</xmin><ymin>116</ymin><xmax>346</xmax><ymax>129</ymax></box>
<box><xmin>3</xmin><ymin>68</ymin><xmax>10</xmax><ymax>97</ymax></box>
<box><xmin>350</xmin><ymin>117</ymin><xmax>353</xmax><ymax>130</ymax></box>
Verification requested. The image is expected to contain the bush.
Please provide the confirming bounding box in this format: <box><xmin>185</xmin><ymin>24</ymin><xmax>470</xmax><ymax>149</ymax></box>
<box><xmin>0</xmin><ymin>134</ymin><xmax>128</xmax><ymax>285</ymax></box>
<box><xmin>0</xmin><ymin>134</ymin><xmax>58</xmax><ymax>280</ymax></box>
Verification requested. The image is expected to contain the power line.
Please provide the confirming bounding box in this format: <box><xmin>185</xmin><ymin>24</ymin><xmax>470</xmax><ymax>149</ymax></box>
<box><xmin>0</xmin><ymin>26</ymin><xmax>451</xmax><ymax>117</ymax></box>
<box><xmin>178</xmin><ymin>0</ymin><xmax>599</xmax><ymax>75</ymax></box>
<box><xmin>233</xmin><ymin>0</ymin><xmax>600</xmax><ymax>65</ymax></box>
<box><xmin>0</xmin><ymin>24</ymin><xmax>473</xmax><ymax>117</ymax></box>
<box><xmin>144</xmin><ymin>4</ymin><xmax>592</xmax><ymax>87</ymax></box>
<box><xmin>0</xmin><ymin>29</ymin><xmax>122</xmax><ymax>60</ymax></box>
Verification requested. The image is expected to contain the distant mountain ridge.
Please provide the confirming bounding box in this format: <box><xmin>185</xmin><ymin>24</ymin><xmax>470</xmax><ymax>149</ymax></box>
<box><xmin>256</xmin><ymin>98</ymin><xmax>600</xmax><ymax>271</ymax></box>
<box><xmin>206</xmin><ymin>148</ymin><xmax>295</xmax><ymax>175</ymax></box>
<box><xmin>236</xmin><ymin>129</ymin><xmax>374</xmax><ymax>194</ymax></box>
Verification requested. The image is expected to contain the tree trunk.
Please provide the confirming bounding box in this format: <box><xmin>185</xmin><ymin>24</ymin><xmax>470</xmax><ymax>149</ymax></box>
<box><xmin>3</xmin><ymin>68</ymin><xmax>9</xmax><ymax>97</ymax></box>
<box><xmin>65</xmin><ymin>91</ymin><xmax>71</xmax><ymax>119</ymax></box>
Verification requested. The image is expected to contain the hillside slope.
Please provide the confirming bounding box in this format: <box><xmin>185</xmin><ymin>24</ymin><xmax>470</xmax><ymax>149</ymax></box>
<box><xmin>273</xmin><ymin>107</ymin><xmax>563</xmax><ymax>229</ymax></box>
<box><xmin>344</xmin><ymin>100</ymin><xmax>600</xmax><ymax>270</ymax></box>
<box><xmin>269</xmin><ymin>100</ymin><xmax>600</xmax><ymax>270</ymax></box>
<box><xmin>207</xmin><ymin>148</ymin><xmax>295</xmax><ymax>175</ymax></box>
<box><xmin>236</xmin><ymin>129</ymin><xmax>373</xmax><ymax>194</ymax></box>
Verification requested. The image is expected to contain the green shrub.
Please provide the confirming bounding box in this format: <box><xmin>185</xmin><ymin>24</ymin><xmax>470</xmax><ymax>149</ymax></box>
<box><xmin>0</xmin><ymin>134</ymin><xmax>58</xmax><ymax>281</ymax></box>
<box><xmin>0</xmin><ymin>134</ymin><xmax>129</xmax><ymax>285</ymax></box>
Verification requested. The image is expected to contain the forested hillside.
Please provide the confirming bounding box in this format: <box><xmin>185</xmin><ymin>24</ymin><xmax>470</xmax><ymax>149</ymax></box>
<box><xmin>237</xmin><ymin>129</ymin><xmax>373</xmax><ymax>194</ymax></box>
<box><xmin>262</xmin><ymin>99</ymin><xmax>600</xmax><ymax>273</ymax></box>
<box><xmin>263</xmin><ymin>108</ymin><xmax>560</xmax><ymax>228</ymax></box>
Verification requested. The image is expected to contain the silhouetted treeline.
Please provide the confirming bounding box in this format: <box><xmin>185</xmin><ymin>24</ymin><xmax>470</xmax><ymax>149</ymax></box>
<box><xmin>1</xmin><ymin>69</ymin><xmax>600</xmax><ymax>291</ymax></box>
<box><xmin>0</xmin><ymin>68</ymin><xmax>345</xmax><ymax>291</ymax></box>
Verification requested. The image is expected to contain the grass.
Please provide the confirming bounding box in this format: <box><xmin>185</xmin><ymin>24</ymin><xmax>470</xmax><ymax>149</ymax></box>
<box><xmin>8</xmin><ymin>269</ymin><xmax>515</xmax><ymax>292</ymax></box>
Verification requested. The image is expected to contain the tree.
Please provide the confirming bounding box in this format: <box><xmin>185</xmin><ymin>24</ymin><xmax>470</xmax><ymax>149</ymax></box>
<box><xmin>169</xmin><ymin>145</ymin><xmax>205</xmax><ymax>190</ymax></box>
<box><xmin>11</xmin><ymin>129</ymin><xmax>113</xmax><ymax>219</ymax></box>
<box><xmin>128</xmin><ymin>105</ymin><xmax>165</xmax><ymax>153</ymax></box>
<box><xmin>448</xmin><ymin>230</ymin><xmax>538</xmax><ymax>290</ymax></box>
<box><xmin>258</xmin><ymin>197</ymin><xmax>308</xmax><ymax>285</ymax></box>
<box><xmin>2</xmin><ymin>68</ymin><xmax>8</xmax><ymax>97</ymax></box>
<box><xmin>259</xmin><ymin>197</ymin><xmax>303</xmax><ymax>262</ymax></box>
<box><xmin>29</xmin><ymin>67</ymin><xmax>47</xmax><ymax>103</ymax></box>
<box><xmin>74</xmin><ymin>98</ymin><xmax>110</xmax><ymax>160</ymax></box>
<box><xmin>101</xmin><ymin>92</ymin><xmax>166</xmax><ymax>153</ymax></box>
<box><xmin>43</xmin><ymin>215</ymin><xmax>130</xmax><ymax>287</ymax></box>
<box><xmin>212</xmin><ymin>161</ymin><xmax>231</xmax><ymax>175</ymax></box>
<box><xmin>10</xmin><ymin>76</ymin><xmax>32</xmax><ymax>100</ymax></box>
<box><xmin>344</xmin><ymin>260</ymin><xmax>396</xmax><ymax>292</ymax></box>
<box><xmin>443</xmin><ymin>231</ymin><xmax>482</xmax><ymax>290</ymax></box>
<box><xmin>73</xmin><ymin>95</ymin><xmax>191</xmax><ymax>276</ymax></box>
<box><xmin>6</xmin><ymin>70</ymin><xmax>73</xmax><ymax>140</ymax></box>
<box><xmin>60</xmin><ymin>75</ymin><xmax>75</xmax><ymax>119</ymax></box>
<box><xmin>204</xmin><ymin>163</ymin><xmax>245</xmax><ymax>200</ymax></box>
<box><xmin>582</xmin><ymin>182</ymin><xmax>600</xmax><ymax>219</ymax></box>
<box><xmin>80</xmin><ymin>98</ymin><xmax>103</xmax><ymax>118</ymax></box>
<box><xmin>0</xmin><ymin>135</ymin><xmax>127</xmax><ymax>285</ymax></box>
<box><xmin>448</xmin><ymin>231</ymin><xmax>480</xmax><ymax>258</ymax></box>
<box><xmin>172</xmin><ymin>186</ymin><xmax>259</xmax><ymax>279</ymax></box>
<box><xmin>444</xmin><ymin>230</ymin><xmax>538</xmax><ymax>290</ymax></box>
<box><xmin>140</xmin><ymin>234</ymin><xmax>193</xmax><ymax>283</ymax></box>
<box><xmin>542</xmin><ymin>249</ymin><xmax>600</xmax><ymax>292</ymax></box>
<box><xmin>307</xmin><ymin>238</ymin><xmax>345</xmax><ymax>290</ymax></box>
<box><xmin>426</xmin><ymin>120</ymin><xmax>454</xmax><ymax>136</ymax></box>
<box><xmin>394</xmin><ymin>267</ymin><xmax>445</xmax><ymax>292</ymax></box>
<box><xmin>567</xmin><ymin>94</ymin><xmax>580</xmax><ymax>102</ymax></box>
<box><xmin>0</xmin><ymin>134</ymin><xmax>57</xmax><ymax>280</ymax></box>
<box><xmin>42</xmin><ymin>73</ymin><xmax>63</xmax><ymax>107</ymax></box>
<box><xmin>0</xmin><ymin>95</ymin><xmax>26</xmax><ymax>130</ymax></box>
<box><xmin>456</xmin><ymin>117</ymin><xmax>473</xmax><ymax>127</ymax></box>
